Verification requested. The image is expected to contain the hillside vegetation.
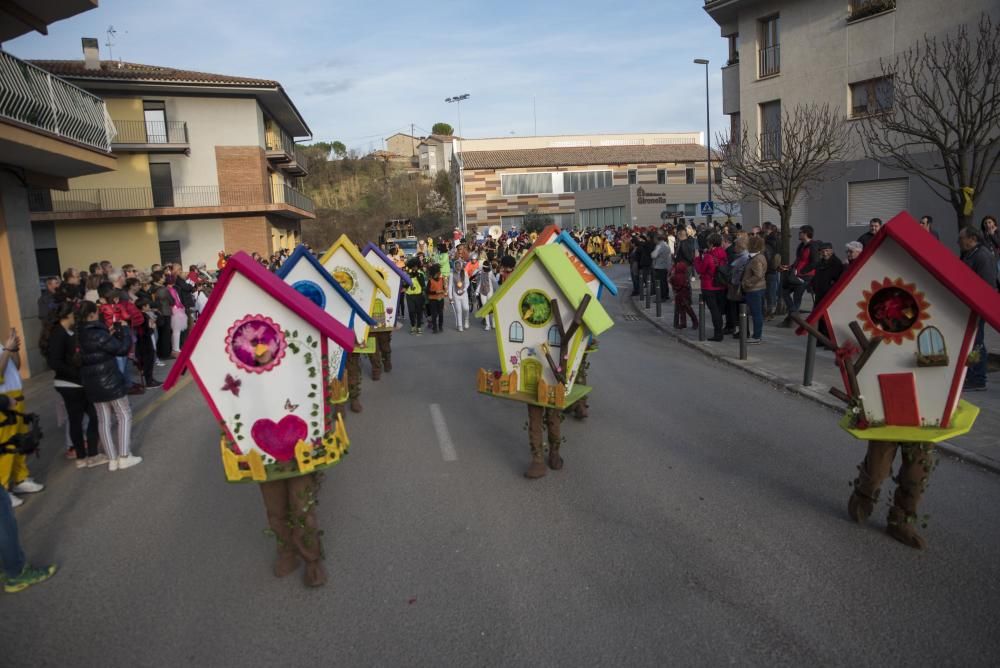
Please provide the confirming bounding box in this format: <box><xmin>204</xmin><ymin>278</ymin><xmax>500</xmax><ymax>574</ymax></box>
<box><xmin>298</xmin><ymin>143</ymin><xmax>455</xmax><ymax>250</ymax></box>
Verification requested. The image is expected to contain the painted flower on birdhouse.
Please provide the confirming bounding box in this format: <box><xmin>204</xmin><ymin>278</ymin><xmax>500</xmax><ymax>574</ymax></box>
<box><xmin>226</xmin><ymin>315</ymin><xmax>287</xmax><ymax>373</ymax></box>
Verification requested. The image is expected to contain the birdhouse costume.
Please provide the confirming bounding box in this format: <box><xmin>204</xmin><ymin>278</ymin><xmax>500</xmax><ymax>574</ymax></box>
<box><xmin>795</xmin><ymin>212</ymin><xmax>1000</xmax><ymax>549</ymax></box>
<box><xmin>163</xmin><ymin>252</ymin><xmax>357</xmax><ymax>587</ymax></box>
<box><xmin>275</xmin><ymin>245</ymin><xmax>376</xmax><ymax>416</ymax></box>
<box><xmin>362</xmin><ymin>242</ymin><xmax>412</xmax><ymax>379</ymax></box>
<box><xmin>530</xmin><ymin>225</ymin><xmax>619</xmax><ymax>419</ymax></box>
<box><xmin>320</xmin><ymin>236</ymin><xmax>391</xmax><ymax>413</ymax></box>
<box><xmin>475</xmin><ymin>245</ymin><xmax>614</xmax><ymax>478</ymax></box>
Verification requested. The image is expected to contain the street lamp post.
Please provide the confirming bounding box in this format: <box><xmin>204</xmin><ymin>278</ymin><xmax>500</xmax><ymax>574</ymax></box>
<box><xmin>693</xmin><ymin>59</ymin><xmax>712</xmax><ymax>226</ymax></box>
<box><xmin>445</xmin><ymin>94</ymin><xmax>470</xmax><ymax>235</ymax></box>
<box><xmin>445</xmin><ymin>93</ymin><xmax>470</xmax><ymax>137</ymax></box>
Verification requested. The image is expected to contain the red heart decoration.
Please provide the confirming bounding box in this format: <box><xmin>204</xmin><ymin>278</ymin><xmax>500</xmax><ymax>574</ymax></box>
<box><xmin>250</xmin><ymin>415</ymin><xmax>308</xmax><ymax>462</ymax></box>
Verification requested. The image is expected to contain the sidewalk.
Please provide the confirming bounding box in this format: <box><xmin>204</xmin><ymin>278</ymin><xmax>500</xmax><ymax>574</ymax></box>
<box><xmin>628</xmin><ymin>282</ymin><xmax>1000</xmax><ymax>474</ymax></box>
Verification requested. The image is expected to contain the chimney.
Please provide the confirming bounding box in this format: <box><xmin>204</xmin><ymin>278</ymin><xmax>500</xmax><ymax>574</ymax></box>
<box><xmin>82</xmin><ymin>37</ymin><xmax>100</xmax><ymax>70</ymax></box>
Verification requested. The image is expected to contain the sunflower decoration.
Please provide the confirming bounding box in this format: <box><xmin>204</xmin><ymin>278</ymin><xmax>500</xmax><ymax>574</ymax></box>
<box><xmin>856</xmin><ymin>277</ymin><xmax>931</xmax><ymax>345</ymax></box>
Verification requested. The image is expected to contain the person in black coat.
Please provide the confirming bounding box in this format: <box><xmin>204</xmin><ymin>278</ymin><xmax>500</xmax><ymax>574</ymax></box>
<box><xmin>78</xmin><ymin>301</ymin><xmax>141</xmax><ymax>470</ymax></box>
<box><xmin>41</xmin><ymin>304</ymin><xmax>101</xmax><ymax>466</ymax></box>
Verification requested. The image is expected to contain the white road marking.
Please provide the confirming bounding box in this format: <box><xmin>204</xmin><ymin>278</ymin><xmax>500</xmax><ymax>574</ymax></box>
<box><xmin>429</xmin><ymin>403</ymin><xmax>458</xmax><ymax>462</ymax></box>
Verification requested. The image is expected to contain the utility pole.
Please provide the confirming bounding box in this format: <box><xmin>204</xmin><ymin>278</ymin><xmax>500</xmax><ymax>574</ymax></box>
<box><xmin>694</xmin><ymin>58</ymin><xmax>713</xmax><ymax>226</ymax></box>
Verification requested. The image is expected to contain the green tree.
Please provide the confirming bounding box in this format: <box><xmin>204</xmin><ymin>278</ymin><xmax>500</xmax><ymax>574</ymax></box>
<box><xmin>433</xmin><ymin>170</ymin><xmax>455</xmax><ymax>211</ymax></box>
<box><xmin>331</xmin><ymin>141</ymin><xmax>347</xmax><ymax>159</ymax></box>
<box><xmin>523</xmin><ymin>208</ymin><xmax>553</xmax><ymax>233</ymax></box>
<box><xmin>431</xmin><ymin>122</ymin><xmax>454</xmax><ymax>136</ymax></box>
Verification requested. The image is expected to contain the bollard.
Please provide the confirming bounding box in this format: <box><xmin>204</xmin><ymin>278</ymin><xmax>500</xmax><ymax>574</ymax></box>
<box><xmin>654</xmin><ymin>275</ymin><xmax>662</xmax><ymax>318</ymax></box>
<box><xmin>698</xmin><ymin>293</ymin><xmax>706</xmax><ymax>341</ymax></box>
<box><xmin>644</xmin><ymin>273</ymin><xmax>651</xmax><ymax>309</ymax></box>
<box><xmin>640</xmin><ymin>271</ymin><xmax>647</xmax><ymax>305</ymax></box>
<box><xmin>739</xmin><ymin>303</ymin><xmax>748</xmax><ymax>360</ymax></box>
<box><xmin>803</xmin><ymin>333</ymin><xmax>817</xmax><ymax>386</ymax></box>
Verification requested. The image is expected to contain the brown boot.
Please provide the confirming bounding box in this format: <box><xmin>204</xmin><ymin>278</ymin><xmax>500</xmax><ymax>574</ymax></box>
<box><xmin>572</xmin><ymin>400</ymin><xmax>589</xmax><ymax>420</ymax></box>
<box><xmin>525</xmin><ymin>405</ymin><xmax>547</xmax><ymax>479</ymax></box>
<box><xmin>885</xmin><ymin>442</ymin><xmax>935</xmax><ymax>550</ymax></box>
<box><xmin>384</xmin><ymin>356</ymin><xmax>392</xmax><ymax>373</ymax></box>
<box><xmin>350</xmin><ymin>398</ymin><xmax>363</xmax><ymax>413</ymax></box>
<box><xmin>848</xmin><ymin>441</ymin><xmax>897</xmax><ymax>524</ymax></box>
<box><xmin>303</xmin><ymin>560</ymin><xmax>327</xmax><ymax>587</ymax></box>
<box><xmin>371</xmin><ymin>367</ymin><xmax>382</xmax><ymax>381</ymax></box>
<box><xmin>273</xmin><ymin>549</ymin><xmax>299</xmax><ymax>578</ymax></box>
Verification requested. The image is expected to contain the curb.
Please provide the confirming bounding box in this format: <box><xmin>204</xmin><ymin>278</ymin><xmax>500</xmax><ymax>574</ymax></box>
<box><xmin>628</xmin><ymin>295</ymin><xmax>1000</xmax><ymax>476</ymax></box>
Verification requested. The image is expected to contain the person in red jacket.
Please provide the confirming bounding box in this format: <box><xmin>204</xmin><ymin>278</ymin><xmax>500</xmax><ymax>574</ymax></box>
<box><xmin>778</xmin><ymin>225</ymin><xmax>820</xmax><ymax>327</ymax></box>
<box><xmin>97</xmin><ymin>283</ymin><xmax>145</xmax><ymax>394</ymax></box>
<box><xmin>693</xmin><ymin>233</ymin><xmax>728</xmax><ymax>341</ymax></box>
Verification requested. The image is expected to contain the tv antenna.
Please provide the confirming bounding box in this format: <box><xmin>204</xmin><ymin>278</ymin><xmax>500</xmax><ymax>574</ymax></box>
<box><xmin>105</xmin><ymin>25</ymin><xmax>117</xmax><ymax>61</ymax></box>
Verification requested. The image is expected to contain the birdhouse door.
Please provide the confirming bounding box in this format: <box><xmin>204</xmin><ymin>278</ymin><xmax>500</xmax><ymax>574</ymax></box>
<box><xmin>521</xmin><ymin>359</ymin><xmax>541</xmax><ymax>394</ymax></box>
<box><xmin>877</xmin><ymin>373</ymin><xmax>920</xmax><ymax>426</ymax></box>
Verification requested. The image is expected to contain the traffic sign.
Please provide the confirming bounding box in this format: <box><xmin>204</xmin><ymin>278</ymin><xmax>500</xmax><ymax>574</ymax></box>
<box><xmin>699</xmin><ymin>201</ymin><xmax>715</xmax><ymax>216</ymax></box>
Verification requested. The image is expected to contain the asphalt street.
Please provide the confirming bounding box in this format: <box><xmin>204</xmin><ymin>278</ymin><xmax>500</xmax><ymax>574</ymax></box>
<box><xmin>5</xmin><ymin>265</ymin><xmax>1000</xmax><ymax>667</ymax></box>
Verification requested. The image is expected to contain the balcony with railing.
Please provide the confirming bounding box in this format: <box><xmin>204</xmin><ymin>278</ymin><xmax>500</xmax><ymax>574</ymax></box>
<box><xmin>112</xmin><ymin>119</ymin><xmax>189</xmax><ymax>152</ymax></box>
<box><xmin>0</xmin><ymin>49</ymin><xmax>114</xmax><ymax>153</ymax></box>
<box><xmin>28</xmin><ymin>182</ymin><xmax>314</xmax><ymax>219</ymax></box>
<box><xmin>848</xmin><ymin>0</ymin><xmax>895</xmax><ymax>22</ymax></box>
<box><xmin>758</xmin><ymin>44</ymin><xmax>780</xmax><ymax>78</ymax></box>
<box><xmin>265</xmin><ymin>124</ymin><xmax>308</xmax><ymax>175</ymax></box>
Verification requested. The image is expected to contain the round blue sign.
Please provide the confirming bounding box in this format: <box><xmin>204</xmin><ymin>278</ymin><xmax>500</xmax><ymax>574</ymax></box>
<box><xmin>292</xmin><ymin>280</ymin><xmax>326</xmax><ymax>309</ymax></box>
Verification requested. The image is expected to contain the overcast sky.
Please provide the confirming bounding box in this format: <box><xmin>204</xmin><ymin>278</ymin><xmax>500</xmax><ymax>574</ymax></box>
<box><xmin>6</xmin><ymin>0</ymin><xmax>728</xmax><ymax>152</ymax></box>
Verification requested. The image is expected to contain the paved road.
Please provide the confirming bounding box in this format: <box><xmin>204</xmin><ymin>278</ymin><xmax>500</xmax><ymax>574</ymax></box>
<box><xmin>6</xmin><ymin>268</ymin><xmax>1000</xmax><ymax>667</ymax></box>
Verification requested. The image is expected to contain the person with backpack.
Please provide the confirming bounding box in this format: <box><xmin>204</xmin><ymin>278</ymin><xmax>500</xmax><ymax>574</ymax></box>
<box><xmin>741</xmin><ymin>235</ymin><xmax>768</xmax><ymax>343</ymax></box>
<box><xmin>725</xmin><ymin>234</ymin><xmax>751</xmax><ymax>338</ymax></box>
<box><xmin>477</xmin><ymin>264</ymin><xmax>498</xmax><ymax>331</ymax></box>
<box><xmin>694</xmin><ymin>233</ymin><xmax>729</xmax><ymax>342</ymax></box>
<box><xmin>426</xmin><ymin>264</ymin><xmax>446</xmax><ymax>333</ymax></box>
<box><xmin>778</xmin><ymin>225</ymin><xmax>821</xmax><ymax>327</ymax></box>
<box><xmin>0</xmin><ymin>328</ymin><xmax>44</xmax><ymax>509</ymax></box>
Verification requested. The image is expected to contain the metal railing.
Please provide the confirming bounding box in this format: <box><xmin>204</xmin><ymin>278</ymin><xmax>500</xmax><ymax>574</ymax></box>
<box><xmin>28</xmin><ymin>182</ymin><xmax>314</xmax><ymax>214</ymax></box>
<box><xmin>758</xmin><ymin>44</ymin><xmax>780</xmax><ymax>77</ymax></box>
<box><xmin>848</xmin><ymin>0</ymin><xmax>895</xmax><ymax>21</ymax></box>
<box><xmin>265</xmin><ymin>125</ymin><xmax>294</xmax><ymax>156</ymax></box>
<box><xmin>760</xmin><ymin>129</ymin><xmax>782</xmax><ymax>161</ymax></box>
<box><xmin>0</xmin><ymin>50</ymin><xmax>115</xmax><ymax>152</ymax></box>
<box><xmin>292</xmin><ymin>144</ymin><xmax>309</xmax><ymax>171</ymax></box>
<box><xmin>112</xmin><ymin>119</ymin><xmax>188</xmax><ymax>145</ymax></box>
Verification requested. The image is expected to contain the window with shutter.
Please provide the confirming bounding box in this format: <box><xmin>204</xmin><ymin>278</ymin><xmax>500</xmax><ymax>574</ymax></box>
<box><xmin>847</xmin><ymin>179</ymin><xmax>908</xmax><ymax>226</ymax></box>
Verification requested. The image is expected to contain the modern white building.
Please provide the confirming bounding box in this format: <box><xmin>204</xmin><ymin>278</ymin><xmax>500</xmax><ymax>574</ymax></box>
<box><xmin>704</xmin><ymin>0</ymin><xmax>1000</xmax><ymax>250</ymax></box>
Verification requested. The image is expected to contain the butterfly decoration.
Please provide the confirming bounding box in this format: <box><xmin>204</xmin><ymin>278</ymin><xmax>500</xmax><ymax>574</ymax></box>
<box><xmin>221</xmin><ymin>374</ymin><xmax>241</xmax><ymax>397</ymax></box>
<box><xmin>284</xmin><ymin>398</ymin><xmax>300</xmax><ymax>412</ymax></box>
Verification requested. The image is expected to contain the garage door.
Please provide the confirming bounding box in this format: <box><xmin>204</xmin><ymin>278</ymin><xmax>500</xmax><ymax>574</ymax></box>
<box><xmin>848</xmin><ymin>178</ymin><xmax>908</xmax><ymax>227</ymax></box>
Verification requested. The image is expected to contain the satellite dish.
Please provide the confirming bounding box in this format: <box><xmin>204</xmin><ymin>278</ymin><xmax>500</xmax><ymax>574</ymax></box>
<box><xmin>488</xmin><ymin>225</ymin><xmax>502</xmax><ymax>240</ymax></box>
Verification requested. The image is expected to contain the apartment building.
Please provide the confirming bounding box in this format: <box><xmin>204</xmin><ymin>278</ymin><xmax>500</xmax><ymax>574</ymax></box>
<box><xmin>451</xmin><ymin>133</ymin><xmax>718</xmax><ymax>233</ymax></box>
<box><xmin>704</xmin><ymin>0</ymin><xmax>1000</xmax><ymax>249</ymax></box>
<box><xmin>27</xmin><ymin>40</ymin><xmax>314</xmax><ymax>274</ymax></box>
<box><xmin>1</xmin><ymin>2</ymin><xmax>118</xmax><ymax>375</ymax></box>
<box><xmin>419</xmin><ymin>134</ymin><xmax>458</xmax><ymax>175</ymax></box>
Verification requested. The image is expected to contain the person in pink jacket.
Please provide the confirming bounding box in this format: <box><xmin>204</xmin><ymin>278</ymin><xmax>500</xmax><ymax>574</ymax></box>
<box><xmin>693</xmin><ymin>233</ymin><xmax>728</xmax><ymax>341</ymax></box>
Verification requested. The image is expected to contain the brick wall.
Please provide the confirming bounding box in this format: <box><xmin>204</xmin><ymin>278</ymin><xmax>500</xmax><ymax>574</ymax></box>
<box><xmin>223</xmin><ymin>215</ymin><xmax>271</xmax><ymax>256</ymax></box>
<box><xmin>215</xmin><ymin>146</ymin><xmax>270</xmax><ymax>205</ymax></box>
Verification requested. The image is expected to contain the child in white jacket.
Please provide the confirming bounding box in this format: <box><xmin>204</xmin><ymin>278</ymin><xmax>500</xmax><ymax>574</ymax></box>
<box><xmin>449</xmin><ymin>260</ymin><xmax>470</xmax><ymax>332</ymax></box>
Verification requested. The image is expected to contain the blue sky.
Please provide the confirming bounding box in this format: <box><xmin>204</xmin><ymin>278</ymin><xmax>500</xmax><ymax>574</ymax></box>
<box><xmin>6</xmin><ymin>0</ymin><xmax>728</xmax><ymax>152</ymax></box>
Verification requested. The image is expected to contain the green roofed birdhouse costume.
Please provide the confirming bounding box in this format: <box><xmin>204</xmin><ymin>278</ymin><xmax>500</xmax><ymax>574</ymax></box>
<box><xmin>475</xmin><ymin>244</ymin><xmax>614</xmax><ymax>479</ymax></box>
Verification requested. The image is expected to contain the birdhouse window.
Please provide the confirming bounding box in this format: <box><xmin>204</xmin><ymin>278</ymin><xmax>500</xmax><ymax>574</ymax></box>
<box><xmin>547</xmin><ymin>325</ymin><xmax>561</xmax><ymax>347</ymax></box>
<box><xmin>292</xmin><ymin>280</ymin><xmax>326</xmax><ymax>309</ymax></box>
<box><xmin>857</xmin><ymin>277</ymin><xmax>930</xmax><ymax>345</ymax></box>
<box><xmin>519</xmin><ymin>290</ymin><xmax>553</xmax><ymax>327</ymax></box>
<box><xmin>916</xmin><ymin>326</ymin><xmax>948</xmax><ymax>367</ymax></box>
<box><xmin>331</xmin><ymin>266</ymin><xmax>358</xmax><ymax>295</ymax></box>
<box><xmin>226</xmin><ymin>314</ymin><xmax>287</xmax><ymax>374</ymax></box>
<box><xmin>509</xmin><ymin>321</ymin><xmax>525</xmax><ymax>343</ymax></box>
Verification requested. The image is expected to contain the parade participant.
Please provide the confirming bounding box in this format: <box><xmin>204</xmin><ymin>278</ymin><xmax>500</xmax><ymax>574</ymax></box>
<box><xmin>426</xmin><ymin>264</ymin><xmax>446</xmax><ymax>333</ymax></box>
<box><xmin>477</xmin><ymin>264</ymin><xmax>497</xmax><ymax>331</ymax></box>
<box><xmin>796</xmin><ymin>213</ymin><xmax>1000</xmax><ymax>549</ymax></box>
<box><xmin>404</xmin><ymin>258</ymin><xmax>427</xmax><ymax>335</ymax></box>
<box><xmin>0</xmin><ymin>329</ymin><xmax>43</xmax><ymax>508</ymax></box>
<box><xmin>362</xmin><ymin>243</ymin><xmax>412</xmax><ymax>380</ymax></box>
<box><xmin>449</xmin><ymin>259</ymin><xmax>470</xmax><ymax>332</ymax></box>
<box><xmin>164</xmin><ymin>252</ymin><xmax>356</xmax><ymax>588</ymax></box>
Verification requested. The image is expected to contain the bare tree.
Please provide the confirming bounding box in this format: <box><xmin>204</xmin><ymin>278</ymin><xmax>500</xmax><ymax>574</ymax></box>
<box><xmin>855</xmin><ymin>14</ymin><xmax>1000</xmax><ymax>231</ymax></box>
<box><xmin>717</xmin><ymin>103</ymin><xmax>852</xmax><ymax>262</ymax></box>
